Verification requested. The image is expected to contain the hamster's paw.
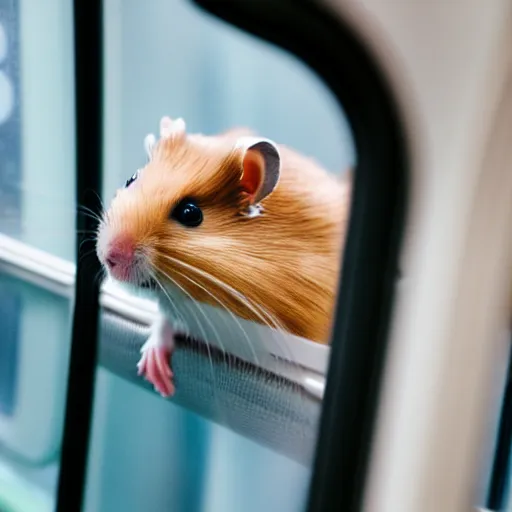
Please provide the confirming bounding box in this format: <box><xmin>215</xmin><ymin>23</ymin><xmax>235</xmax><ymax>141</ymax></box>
<box><xmin>137</xmin><ymin>338</ymin><xmax>175</xmax><ymax>397</ymax></box>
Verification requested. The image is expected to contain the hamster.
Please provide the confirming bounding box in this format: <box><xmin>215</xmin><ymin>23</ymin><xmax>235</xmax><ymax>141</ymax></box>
<box><xmin>96</xmin><ymin>116</ymin><xmax>350</xmax><ymax>397</ymax></box>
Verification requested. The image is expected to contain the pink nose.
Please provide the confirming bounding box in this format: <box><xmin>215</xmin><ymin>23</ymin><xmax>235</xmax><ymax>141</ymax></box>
<box><xmin>105</xmin><ymin>236</ymin><xmax>134</xmax><ymax>276</ymax></box>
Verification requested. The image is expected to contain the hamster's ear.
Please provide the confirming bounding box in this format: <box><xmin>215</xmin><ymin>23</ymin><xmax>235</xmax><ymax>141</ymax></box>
<box><xmin>235</xmin><ymin>136</ymin><xmax>281</xmax><ymax>205</ymax></box>
<box><xmin>160</xmin><ymin>116</ymin><xmax>186</xmax><ymax>139</ymax></box>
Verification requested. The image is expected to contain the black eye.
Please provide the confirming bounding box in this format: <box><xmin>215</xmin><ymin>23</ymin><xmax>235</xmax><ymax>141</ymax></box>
<box><xmin>171</xmin><ymin>199</ymin><xmax>203</xmax><ymax>227</ymax></box>
<box><xmin>125</xmin><ymin>170</ymin><xmax>139</xmax><ymax>188</ymax></box>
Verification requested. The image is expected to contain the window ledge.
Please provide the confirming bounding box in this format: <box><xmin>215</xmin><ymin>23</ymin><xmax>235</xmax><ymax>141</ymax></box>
<box><xmin>0</xmin><ymin>234</ymin><xmax>327</xmax><ymax>400</ymax></box>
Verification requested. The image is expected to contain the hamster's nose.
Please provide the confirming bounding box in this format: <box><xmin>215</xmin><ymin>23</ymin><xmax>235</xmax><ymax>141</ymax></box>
<box><xmin>105</xmin><ymin>235</ymin><xmax>134</xmax><ymax>271</ymax></box>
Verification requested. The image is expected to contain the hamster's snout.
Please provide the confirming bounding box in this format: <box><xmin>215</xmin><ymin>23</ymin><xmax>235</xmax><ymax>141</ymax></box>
<box><xmin>102</xmin><ymin>234</ymin><xmax>136</xmax><ymax>281</ymax></box>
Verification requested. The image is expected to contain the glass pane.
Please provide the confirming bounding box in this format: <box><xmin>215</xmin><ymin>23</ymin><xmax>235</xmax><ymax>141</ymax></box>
<box><xmin>0</xmin><ymin>0</ymin><xmax>75</xmax><ymax>509</ymax></box>
<box><xmin>88</xmin><ymin>1</ymin><xmax>355</xmax><ymax>511</ymax></box>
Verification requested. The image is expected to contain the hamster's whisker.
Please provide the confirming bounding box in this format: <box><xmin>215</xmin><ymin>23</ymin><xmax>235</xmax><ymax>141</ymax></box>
<box><xmin>79</xmin><ymin>247</ymin><xmax>99</xmax><ymax>263</ymax></box>
<box><xmin>160</xmin><ymin>255</ymin><xmax>299</xmax><ymax>367</ymax></box>
<box><xmin>1</xmin><ymin>185</ymin><xmax>107</xmax><ymax>231</ymax></box>
<box><xmin>79</xmin><ymin>236</ymin><xmax>97</xmax><ymax>253</ymax></box>
<box><xmin>172</xmin><ymin>281</ymin><xmax>233</xmax><ymax>372</ymax></box>
<box><xmin>155</xmin><ymin>266</ymin><xmax>227</xmax><ymax>357</ymax></box>
<box><xmin>78</xmin><ymin>203</ymin><xmax>103</xmax><ymax>216</ymax></box>
<box><xmin>9</xmin><ymin>183</ymin><xmax>101</xmax><ymax>215</ymax></box>
<box><xmin>161</xmin><ymin>255</ymin><xmax>283</xmax><ymax>332</ymax></box>
<box><xmin>147</xmin><ymin>270</ymin><xmax>188</xmax><ymax>336</ymax></box>
<box><xmin>135</xmin><ymin>263</ymin><xmax>147</xmax><ymax>288</ymax></box>
<box><xmin>0</xmin><ymin>218</ymin><xmax>97</xmax><ymax>235</ymax></box>
<box><xmin>77</xmin><ymin>204</ymin><xmax>104</xmax><ymax>224</ymax></box>
<box><xmin>164</xmin><ymin>255</ymin><xmax>293</xmax><ymax>363</ymax></box>
<box><xmin>154</xmin><ymin>267</ymin><xmax>227</xmax><ymax>418</ymax></box>
<box><xmin>92</xmin><ymin>266</ymin><xmax>106</xmax><ymax>288</ymax></box>
<box><xmin>134</xmin><ymin>266</ymin><xmax>143</xmax><ymax>288</ymax></box>
<box><xmin>78</xmin><ymin>211</ymin><xmax>103</xmax><ymax>226</ymax></box>
<box><xmin>89</xmin><ymin>188</ymin><xmax>106</xmax><ymax>212</ymax></box>
<box><xmin>153</xmin><ymin>270</ymin><xmax>225</xmax><ymax>384</ymax></box>
<box><xmin>169</xmin><ymin>266</ymin><xmax>260</xmax><ymax>367</ymax></box>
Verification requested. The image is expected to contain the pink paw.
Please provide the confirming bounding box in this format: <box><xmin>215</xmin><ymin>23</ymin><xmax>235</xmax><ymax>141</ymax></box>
<box><xmin>137</xmin><ymin>345</ymin><xmax>175</xmax><ymax>397</ymax></box>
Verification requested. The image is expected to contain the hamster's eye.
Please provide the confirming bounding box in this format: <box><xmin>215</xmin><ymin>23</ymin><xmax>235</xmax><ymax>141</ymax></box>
<box><xmin>171</xmin><ymin>199</ymin><xmax>203</xmax><ymax>228</ymax></box>
<box><xmin>125</xmin><ymin>170</ymin><xmax>139</xmax><ymax>188</ymax></box>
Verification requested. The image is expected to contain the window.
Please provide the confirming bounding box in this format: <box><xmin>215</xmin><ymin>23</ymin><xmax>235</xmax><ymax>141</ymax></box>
<box><xmin>0</xmin><ymin>0</ymin><xmax>74</xmax><ymax>509</ymax></box>
<box><xmin>0</xmin><ymin>1</ymin><xmax>406</xmax><ymax>511</ymax></box>
<box><xmin>84</xmin><ymin>1</ymin><xmax>356</xmax><ymax>511</ymax></box>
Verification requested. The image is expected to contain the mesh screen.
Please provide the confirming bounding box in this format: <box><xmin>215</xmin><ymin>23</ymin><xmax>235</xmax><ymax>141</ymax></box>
<box><xmin>99</xmin><ymin>311</ymin><xmax>322</xmax><ymax>466</ymax></box>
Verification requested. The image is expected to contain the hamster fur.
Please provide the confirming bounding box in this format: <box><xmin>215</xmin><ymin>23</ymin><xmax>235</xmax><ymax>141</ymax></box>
<box><xmin>96</xmin><ymin>116</ymin><xmax>350</xmax><ymax>396</ymax></box>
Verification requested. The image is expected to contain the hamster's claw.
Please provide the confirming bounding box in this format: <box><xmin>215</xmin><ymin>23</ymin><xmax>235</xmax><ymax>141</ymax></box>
<box><xmin>137</xmin><ymin>345</ymin><xmax>175</xmax><ymax>397</ymax></box>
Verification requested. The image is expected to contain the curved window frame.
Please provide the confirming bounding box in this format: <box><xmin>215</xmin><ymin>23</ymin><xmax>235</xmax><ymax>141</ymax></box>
<box><xmin>191</xmin><ymin>2</ymin><xmax>408</xmax><ymax>510</ymax></box>
<box><xmin>55</xmin><ymin>1</ymin><xmax>409</xmax><ymax>511</ymax></box>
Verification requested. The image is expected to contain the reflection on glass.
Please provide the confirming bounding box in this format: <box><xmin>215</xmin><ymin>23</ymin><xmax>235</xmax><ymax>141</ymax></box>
<box><xmin>0</xmin><ymin>273</ymin><xmax>71</xmax><ymax>461</ymax></box>
<box><xmin>0</xmin><ymin>272</ymin><xmax>71</xmax><ymax>510</ymax></box>
<box><xmin>0</xmin><ymin>284</ymin><xmax>20</xmax><ymax>417</ymax></box>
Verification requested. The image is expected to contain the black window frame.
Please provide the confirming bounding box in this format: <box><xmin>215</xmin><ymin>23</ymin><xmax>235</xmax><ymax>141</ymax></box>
<box><xmin>56</xmin><ymin>1</ymin><xmax>408</xmax><ymax>511</ymax></box>
<box><xmin>487</xmin><ymin>347</ymin><xmax>512</xmax><ymax>510</ymax></box>
<box><xmin>191</xmin><ymin>2</ymin><xmax>408</xmax><ymax>511</ymax></box>
<box><xmin>56</xmin><ymin>0</ymin><xmax>103</xmax><ymax>510</ymax></box>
